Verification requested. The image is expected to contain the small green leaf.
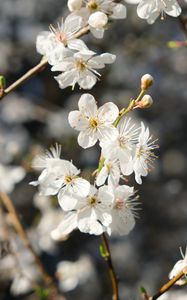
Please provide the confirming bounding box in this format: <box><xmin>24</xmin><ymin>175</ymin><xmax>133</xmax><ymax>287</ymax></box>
<box><xmin>0</xmin><ymin>76</ymin><xmax>6</xmax><ymax>89</ymax></box>
<box><xmin>99</xmin><ymin>244</ymin><xmax>109</xmax><ymax>259</ymax></box>
<box><xmin>140</xmin><ymin>286</ymin><xmax>147</xmax><ymax>294</ymax></box>
<box><xmin>35</xmin><ymin>287</ymin><xmax>50</xmax><ymax>300</ymax></box>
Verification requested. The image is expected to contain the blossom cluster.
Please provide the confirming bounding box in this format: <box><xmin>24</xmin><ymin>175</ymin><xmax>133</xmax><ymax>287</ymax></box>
<box><xmin>31</xmin><ymin>93</ymin><xmax>157</xmax><ymax>238</ymax></box>
<box><xmin>36</xmin><ymin>0</ymin><xmax>182</xmax><ymax>90</ymax></box>
<box><xmin>36</xmin><ymin>12</ymin><xmax>116</xmax><ymax>90</ymax></box>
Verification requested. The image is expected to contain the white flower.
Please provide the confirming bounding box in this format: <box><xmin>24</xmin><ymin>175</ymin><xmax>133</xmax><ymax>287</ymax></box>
<box><xmin>52</xmin><ymin>185</ymin><xmax>114</xmax><ymax>237</ymax></box>
<box><xmin>101</xmin><ymin>118</ymin><xmax>138</xmax><ymax>176</ymax></box>
<box><xmin>137</xmin><ymin>0</ymin><xmax>181</xmax><ymax>24</ymax></box>
<box><xmin>56</xmin><ymin>255</ymin><xmax>94</xmax><ymax>292</ymax></box>
<box><xmin>107</xmin><ymin>185</ymin><xmax>138</xmax><ymax>236</ymax></box>
<box><xmin>169</xmin><ymin>247</ymin><xmax>187</xmax><ymax>285</ymax></box>
<box><xmin>68</xmin><ymin>93</ymin><xmax>119</xmax><ymax>148</ymax></box>
<box><xmin>96</xmin><ymin>158</ymin><xmax>120</xmax><ymax>187</ymax></box>
<box><xmin>133</xmin><ymin>122</ymin><xmax>158</xmax><ymax>184</ymax></box>
<box><xmin>52</xmin><ymin>49</ymin><xmax>116</xmax><ymax>89</ymax></box>
<box><xmin>30</xmin><ymin>144</ymin><xmax>90</xmax><ymax>197</ymax></box>
<box><xmin>0</xmin><ymin>164</ymin><xmax>25</xmax><ymax>193</ymax></box>
<box><xmin>69</xmin><ymin>0</ymin><xmax>126</xmax><ymax>38</ymax></box>
<box><xmin>36</xmin><ymin>14</ymin><xmax>86</xmax><ymax>65</ymax></box>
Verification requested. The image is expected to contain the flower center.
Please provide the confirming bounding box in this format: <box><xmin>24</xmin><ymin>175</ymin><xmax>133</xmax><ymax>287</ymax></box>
<box><xmin>114</xmin><ymin>198</ymin><xmax>124</xmax><ymax>209</ymax></box>
<box><xmin>118</xmin><ymin>136</ymin><xmax>127</xmax><ymax>149</ymax></box>
<box><xmin>75</xmin><ymin>59</ymin><xmax>87</xmax><ymax>71</ymax></box>
<box><xmin>49</xmin><ymin>24</ymin><xmax>67</xmax><ymax>45</ymax></box>
<box><xmin>136</xmin><ymin>146</ymin><xmax>145</xmax><ymax>158</ymax></box>
<box><xmin>89</xmin><ymin>118</ymin><xmax>99</xmax><ymax>128</ymax></box>
<box><xmin>106</xmin><ymin>163</ymin><xmax>112</xmax><ymax>172</ymax></box>
<box><xmin>88</xmin><ymin>196</ymin><xmax>97</xmax><ymax>206</ymax></box>
<box><xmin>65</xmin><ymin>175</ymin><xmax>73</xmax><ymax>183</ymax></box>
<box><xmin>87</xmin><ymin>0</ymin><xmax>98</xmax><ymax>11</ymax></box>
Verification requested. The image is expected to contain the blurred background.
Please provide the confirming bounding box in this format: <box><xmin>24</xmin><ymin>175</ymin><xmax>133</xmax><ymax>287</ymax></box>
<box><xmin>0</xmin><ymin>0</ymin><xmax>187</xmax><ymax>299</ymax></box>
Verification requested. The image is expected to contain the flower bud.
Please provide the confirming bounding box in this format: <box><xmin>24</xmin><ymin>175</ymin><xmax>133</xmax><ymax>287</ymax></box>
<box><xmin>88</xmin><ymin>12</ymin><xmax>108</xmax><ymax>29</ymax></box>
<box><xmin>68</xmin><ymin>0</ymin><xmax>82</xmax><ymax>11</ymax></box>
<box><xmin>139</xmin><ymin>94</ymin><xmax>153</xmax><ymax>108</ymax></box>
<box><xmin>141</xmin><ymin>74</ymin><xmax>153</xmax><ymax>90</ymax></box>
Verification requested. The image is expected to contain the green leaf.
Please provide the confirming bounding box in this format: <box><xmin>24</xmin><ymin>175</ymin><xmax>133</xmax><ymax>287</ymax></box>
<box><xmin>35</xmin><ymin>287</ymin><xmax>50</xmax><ymax>300</ymax></box>
<box><xmin>99</xmin><ymin>244</ymin><xmax>109</xmax><ymax>259</ymax></box>
<box><xmin>0</xmin><ymin>76</ymin><xmax>6</xmax><ymax>89</ymax></box>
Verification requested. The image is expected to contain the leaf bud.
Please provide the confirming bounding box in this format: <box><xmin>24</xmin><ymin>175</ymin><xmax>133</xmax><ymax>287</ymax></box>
<box><xmin>0</xmin><ymin>76</ymin><xmax>6</xmax><ymax>90</ymax></box>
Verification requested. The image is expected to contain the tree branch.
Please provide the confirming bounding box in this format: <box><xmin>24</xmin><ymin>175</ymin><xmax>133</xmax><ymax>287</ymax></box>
<box><xmin>0</xmin><ymin>25</ymin><xmax>90</xmax><ymax>101</ymax></box>
<box><xmin>101</xmin><ymin>233</ymin><xmax>119</xmax><ymax>300</ymax></box>
<box><xmin>0</xmin><ymin>191</ymin><xmax>63</xmax><ymax>299</ymax></box>
<box><xmin>149</xmin><ymin>268</ymin><xmax>187</xmax><ymax>300</ymax></box>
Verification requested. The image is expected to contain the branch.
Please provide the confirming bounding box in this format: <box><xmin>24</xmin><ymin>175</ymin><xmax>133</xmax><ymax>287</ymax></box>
<box><xmin>0</xmin><ymin>25</ymin><xmax>90</xmax><ymax>101</ymax></box>
<box><xmin>0</xmin><ymin>191</ymin><xmax>63</xmax><ymax>299</ymax></box>
<box><xmin>178</xmin><ymin>15</ymin><xmax>187</xmax><ymax>39</ymax></box>
<box><xmin>101</xmin><ymin>233</ymin><xmax>119</xmax><ymax>300</ymax></box>
<box><xmin>149</xmin><ymin>268</ymin><xmax>187</xmax><ymax>300</ymax></box>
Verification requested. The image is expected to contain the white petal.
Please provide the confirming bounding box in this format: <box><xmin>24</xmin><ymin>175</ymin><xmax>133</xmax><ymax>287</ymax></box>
<box><xmin>164</xmin><ymin>0</ymin><xmax>181</xmax><ymax>17</ymax></box>
<box><xmin>98</xmin><ymin>102</ymin><xmax>119</xmax><ymax>123</ymax></box>
<box><xmin>36</xmin><ymin>31</ymin><xmax>53</xmax><ymax>55</ymax></box>
<box><xmin>90</xmin><ymin>27</ymin><xmax>105</xmax><ymax>39</ymax></box>
<box><xmin>111</xmin><ymin>4</ymin><xmax>127</xmax><ymax>19</ymax></box>
<box><xmin>64</xmin><ymin>14</ymin><xmax>83</xmax><ymax>34</ymax></box>
<box><xmin>88</xmin><ymin>12</ymin><xmax>108</xmax><ymax>29</ymax></box>
<box><xmin>96</xmin><ymin>166</ymin><xmax>108</xmax><ymax>186</ymax></box>
<box><xmin>67</xmin><ymin>38</ymin><xmax>88</xmax><ymax>51</ymax></box>
<box><xmin>78</xmin><ymin>209</ymin><xmax>104</xmax><ymax>235</ymax></box>
<box><xmin>58</xmin><ymin>191</ymin><xmax>78</xmax><ymax>211</ymax></box>
<box><xmin>78</xmin><ymin>70</ymin><xmax>97</xmax><ymax>89</ymax></box>
<box><xmin>51</xmin><ymin>212</ymin><xmax>77</xmax><ymax>239</ymax></box>
<box><xmin>73</xmin><ymin>178</ymin><xmax>91</xmax><ymax>197</ymax></box>
<box><xmin>68</xmin><ymin>110</ymin><xmax>88</xmax><ymax>131</ymax></box>
<box><xmin>78</xmin><ymin>93</ymin><xmax>97</xmax><ymax>116</ymax></box>
<box><xmin>77</xmin><ymin>131</ymin><xmax>97</xmax><ymax>148</ymax></box>
<box><xmin>55</xmin><ymin>70</ymin><xmax>78</xmax><ymax>89</ymax></box>
<box><xmin>137</xmin><ymin>0</ymin><xmax>154</xmax><ymax>19</ymax></box>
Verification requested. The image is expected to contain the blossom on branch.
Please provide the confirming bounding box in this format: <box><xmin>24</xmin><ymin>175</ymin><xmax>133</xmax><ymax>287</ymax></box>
<box><xmin>30</xmin><ymin>144</ymin><xmax>90</xmax><ymax>197</ymax></box>
<box><xmin>137</xmin><ymin>0</ymin><xmax>181</xmax><ymax>24</ymax></box>
<box><xmin>36</xmin><ymin>14</ymin><xmax>85</xmax><ymax>65</ymax></box>
<box><xmin>68</xmin><ymin>0</ymin><xmax>127</xmax><ymax>38</ymax></box>
<box><xmin>52</xmin><ymin>50</ymin><xmax>116</xmax><ymax>89</ymax></box>
<box><xmin>52</xmin><ymin>185</ymin><xmax>114</xmax><ymax>237</ymax></box>
<box><xmin>107</xmin><ymin>185</ymin><xmax>138</xmax><ymax>236</ymax></box>
<box><xmin>68</xmin><ymin>93</ymin><xmax>119</xmax><ymax>148</ymax></box>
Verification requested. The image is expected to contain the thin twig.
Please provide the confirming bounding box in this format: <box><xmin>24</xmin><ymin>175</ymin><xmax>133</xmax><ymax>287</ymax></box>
<box><xmin>0</xmin><ymin>25</ymin><xmax>90</xmax><ymax>101</ymax></box>
<box><xmin>0</xmin><ymin>191</ymin><xmax>62</xmax><ymax>298</ymax></box>
<box><xmin>150</xmin><ymin>268</ymin><xmax>186</xmax><ymax>300</ymax></box>
<box><xmin>101</xmin><ymin>233</ymin><xmax>119</xmax><ymax>300</ymax></box>
<box><xmin>178</xmin><ymin>15</ymin><xmax>187</xmax><ymax>38</ymax></box>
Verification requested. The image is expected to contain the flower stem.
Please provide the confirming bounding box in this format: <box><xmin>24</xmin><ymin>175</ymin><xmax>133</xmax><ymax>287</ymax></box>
<box><xmin>101</xmin><ymin>233</ymin><xmax>119</xmax><ymax>300</ymax></box>
<box><xmin>0</xmin><ymin>25</ymin><xmax>90</xmax><ymax>101</ymax></box>
<box><xmin>0</xmin><ymin>191</ymin><xmax>62</xmax><ymax>298</ymax></box>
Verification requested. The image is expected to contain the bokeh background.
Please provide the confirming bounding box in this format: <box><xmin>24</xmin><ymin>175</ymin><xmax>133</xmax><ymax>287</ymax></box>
<box><xmin>0</xmin><ymin>0</ymin><xmax>187</xmax><ymax>299</ymax></box>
